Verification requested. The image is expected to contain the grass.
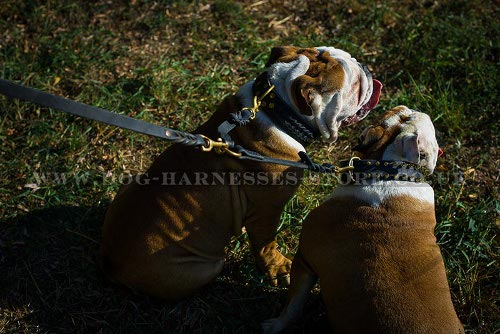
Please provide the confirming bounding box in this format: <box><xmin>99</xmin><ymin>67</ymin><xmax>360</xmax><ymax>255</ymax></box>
<box><xmin>0</xmin><ymin>0</ymin><xmax>498</xmax><ymax>332</ymax></box>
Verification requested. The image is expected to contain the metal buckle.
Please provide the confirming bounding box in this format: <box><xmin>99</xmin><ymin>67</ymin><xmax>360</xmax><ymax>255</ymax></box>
<box><xmin>334</xmin><ymin>156</ymin><xmax>359</xmax><ymax>173</ymax></box>
<box><xmin>334</xmin><ymin>156</ymin><xmax>360</xmax><ymax>183</ymax></box>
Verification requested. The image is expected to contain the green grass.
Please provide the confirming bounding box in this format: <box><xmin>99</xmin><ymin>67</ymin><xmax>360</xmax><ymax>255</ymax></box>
<box><xmin>1</xmin><ymin>0</ymin><xmax>498</xmax><ymax>332</ymax></box>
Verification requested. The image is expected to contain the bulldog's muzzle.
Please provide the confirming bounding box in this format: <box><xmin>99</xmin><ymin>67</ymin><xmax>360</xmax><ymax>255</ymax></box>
<box><xmin>341</xmin><ymin>63</ymin><xmax>382</xmax><ymax>127</ymax></box>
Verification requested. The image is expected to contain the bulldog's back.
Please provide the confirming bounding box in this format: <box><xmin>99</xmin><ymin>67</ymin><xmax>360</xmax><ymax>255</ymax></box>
<box><xmin>298</xmin><ymin>193</ymin><xmax>463</xmax><ymax>333</ymax></box>
<box><xmin>263</xmin><ymin>107</ymin><xmax>463</xmax><ymax>333</ymax></box>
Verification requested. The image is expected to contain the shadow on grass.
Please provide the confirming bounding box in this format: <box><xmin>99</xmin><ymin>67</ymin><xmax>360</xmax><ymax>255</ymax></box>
<box><xmin>0</xmin><ymin>205</ymin><xmax>327</xmax><ymax>333</ymax></box>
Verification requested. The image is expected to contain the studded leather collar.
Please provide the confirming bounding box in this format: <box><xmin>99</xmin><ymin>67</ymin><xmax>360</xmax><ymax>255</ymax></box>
<box><xmin>338</xmin><ymin>158</ymin><xmax>428</xmax><ymax>184</ymax></box>
<box><xmin>252</xmin><ymin>72</ymin><xmax>320</xmax><ymax>146</ymax></box>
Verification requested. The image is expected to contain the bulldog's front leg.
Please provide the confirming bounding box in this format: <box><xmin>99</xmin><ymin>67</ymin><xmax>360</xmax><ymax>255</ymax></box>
<box><xmin>245</xmin><ymin>213</ymin><xmax>292</xmax><ymax>286</ymax></box>
<box><xmin>262</xmin><ymin>252</ymin><xmax>318</xmax><ymax>333</ymax></box>
<box><xmin>257</xmin><ymin>239</ymin><xmax>292</xmax><ymax>286</ymax></box>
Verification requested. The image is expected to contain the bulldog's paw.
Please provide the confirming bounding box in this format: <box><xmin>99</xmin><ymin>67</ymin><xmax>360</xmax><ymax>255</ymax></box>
<box><xmin>264</xmin><ymin>253</ymin><xmax>292</xmax><ymax>287</ymax></box>
<box><xmin>262</xmin><ymin>317</ymin><xmax>287</xmax><ymax>334</ymax></box>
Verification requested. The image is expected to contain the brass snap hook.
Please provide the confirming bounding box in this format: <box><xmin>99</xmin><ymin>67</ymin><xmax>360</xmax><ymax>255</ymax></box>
<box><xmin>199</xmin><ymin>134</ymin><xmax>214</xmax><ymax>152</ymax></box>
<box><xmin>239</xmin><ymin>84</ymin><xmax>275</xmax><ymax>120</ymax></box>
<box><xmin>199</xmin><ymin>134</ymin><xmax>242</xmax><ymax>157</ymax></box>
<box><xmin>333</xmin><ymin>156</ymin><xmax>360</xmax><ymax>184</ymax></box>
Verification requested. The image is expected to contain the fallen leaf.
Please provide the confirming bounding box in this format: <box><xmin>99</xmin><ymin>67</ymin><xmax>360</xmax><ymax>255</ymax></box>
<box><xmin>17</xmin><ymin>204</ymin><xmax>29</xmax><ymax>212</ymax></box>
<box><xmin>24</xmin><ymin>183</ymin><xmax>40</xmax><ymax>191</ymax></box>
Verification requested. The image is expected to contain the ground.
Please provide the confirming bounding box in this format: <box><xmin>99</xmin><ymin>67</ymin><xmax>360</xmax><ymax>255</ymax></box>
<box><xmin>0</xmin><ymin>0</ymin><xmax>498</xmax><ymax>333</ymax></box>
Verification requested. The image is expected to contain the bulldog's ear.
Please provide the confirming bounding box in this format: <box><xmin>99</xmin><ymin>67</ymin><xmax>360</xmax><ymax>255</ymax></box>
<box><xmin>361</xmin><ymin>126</ymin><xmax>385</xmax><ymax>146</ymax></box>
<box><xmin>290</xmin><ymin>75</ymin><xmax>316</xmax><ymax>116</ymax></box>
<box><xmin>400</xmin><ymin>133</ymin><xmax>420</xmax><ymax>162</ymax></box>
<box><xmin>353</xmin><ymin>126</ymin><xmax>385</xmax><ymax>151</ymax></box>
<box><xmin>266</xmin><ymin>46</ymin><xmax>319</xmax><ymax>67</ymax></box>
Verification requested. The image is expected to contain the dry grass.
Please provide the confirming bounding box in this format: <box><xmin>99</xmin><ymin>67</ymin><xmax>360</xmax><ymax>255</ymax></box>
<box><xmin>0</xmin><ymin>0</ymin><xmax>498</xmax><ymax>333</ymax></box>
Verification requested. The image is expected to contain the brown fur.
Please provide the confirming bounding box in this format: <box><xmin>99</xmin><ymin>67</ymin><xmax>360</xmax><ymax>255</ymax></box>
<box><xmin>266</xmin><ymin>46</ymin><xmax>346</xmax><ymax>116</ymax></box>
<box><xmin>355</xmin><ymin>105</ymin><xmax>412</xmax><ymax>159</ymax></box>
<box><xmin>292</xmin><ymin>51</ymin><xmax>345</xmax><ymax>116</ymax></box>
<box><xmin>265</xmin><ymin>46</ymin><xmax>319</xmax><ymax>67</ymax></box>
<box><xmin>266</xmin><ymin>107</ymin><xmax>463</xmax><ymax>333</ymax></box>
<box><xmin>101</xmin><ymin>95</ymin><xmax>304</xmax><ymax>300</ymax></box>
<box><xmin>294</xmin><ymin>197</ymin><xmax>463</xmax><ymax>333</ymax></box>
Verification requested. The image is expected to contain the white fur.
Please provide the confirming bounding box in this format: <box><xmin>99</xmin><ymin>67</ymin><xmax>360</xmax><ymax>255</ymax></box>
<box><xmin>316</xmin><ymin>46</ymin><xmax>354</xmax><ymax>61</ymax></box>
<box><xmin>236</xmin><ymin>82</ymin><xmax>305</xmax><ymax>153</ymax></box>
<box><xmin>315</xmin><ymin>46</ymin><xmax>375</xmax><ymax>141</ymax></box>
<box><xmin>328</xmin><ymin>180</ymin><xmax>435</xmax><ymax>207</ymax></box>
<box><xmin>268</xmin><ymin>47</ymin><xmax>375</xmax><ymax>142</ymax></box>
<box><xmin>330</xmin><ymin>109</ymin><xmax>439</xmax><ymax>207</ymax></box>
<box><xmin>268</xmin><ymin>55</ymin><xmax>311</xmax><ymax>114</ymax></box>
<box><xmin>382</xmin><ymin>111</ymin><xmax>439</xmax><ymax>174</ymax></box>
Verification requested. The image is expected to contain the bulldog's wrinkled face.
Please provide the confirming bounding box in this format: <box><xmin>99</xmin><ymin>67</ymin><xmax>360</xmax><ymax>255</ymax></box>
<box><xmin>355</xmin><ymin>106</ymin><xmax>441</xmax><ymax>174</ymax></box>
<box><xmin>265</xmin><ymin>46</ymin><xmax>382</xmax><ymax>142</ymax></box>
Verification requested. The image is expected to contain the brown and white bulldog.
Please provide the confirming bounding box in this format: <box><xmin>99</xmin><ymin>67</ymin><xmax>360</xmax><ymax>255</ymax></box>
<box><xmin>263</xmin><ymin>106</ymin><xmax>463</xmax><ymax>334</ymax></box>
<box><xmin>100</xmin><ymin>46</ymin><xmax>382</xmax><ymax>300</ymax></box>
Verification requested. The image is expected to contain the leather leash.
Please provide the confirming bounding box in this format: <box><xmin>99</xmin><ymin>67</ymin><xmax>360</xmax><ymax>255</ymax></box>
<box><xmin>0</xmin><ymin>78</ymin><xmax>340</xmax><ymax>173</ymax></box>
<box><xmin>0</xmin><ymin>78</ymin><xmax>210</xmax><ymax>147</ymax></box>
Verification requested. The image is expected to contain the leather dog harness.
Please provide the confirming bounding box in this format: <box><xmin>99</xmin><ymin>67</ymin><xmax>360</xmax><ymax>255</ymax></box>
<box><xmin>0</xmin><ymin>77</ymin><xmax>336</xmax><ymax>172</ymax></box>
<box><xmin>252</xmin><ymin>72</ymin><xmax>320</xmax><ymax>146</ymax></box>
<box><xmin>1</xmin><ymin>78</ymin><xmax>424</xmax><ymax>181</ymax></box>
